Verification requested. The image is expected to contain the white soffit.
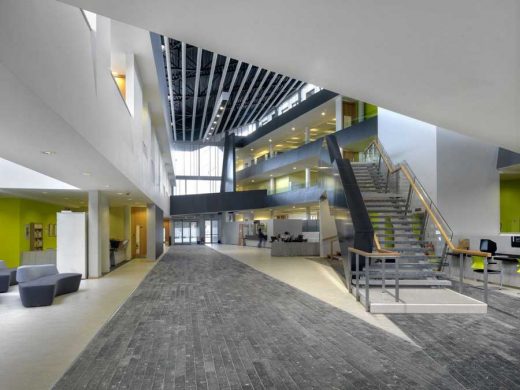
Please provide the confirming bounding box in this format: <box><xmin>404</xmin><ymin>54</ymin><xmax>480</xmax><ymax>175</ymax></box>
<box><xmin>58</xmin><ymin>0</ymin><xmax>520</xmax><ymax>151</ymax></box>
<box><xmin>0</xmin><ymin>157</ymin><xmax>78</xmax><ymax>190</ymax></box>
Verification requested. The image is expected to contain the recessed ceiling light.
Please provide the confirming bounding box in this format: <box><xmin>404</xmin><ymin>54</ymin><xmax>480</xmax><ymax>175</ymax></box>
<box><xmin>117</xmin><ymin>192</ymin><xmax>124</xmax><ymax>195</ymax></box>
<box><xmin>64</xmin><ymin>197</ymin><xmax>69</xmax><ymax>200</ymax></box>
<box><xmin>216</xmin><ymin>114</ymin><xmax>220</xmax><ymax>118</ymax></box>
<box><xmin>213</xmin><ymin>121</ymin><xmax>217</xmax><ymax>124</ymax></box>
<box><xmin>128</xmin><ymin>198</ymin><xmax>132</xmax><ymax>200</ymax></box>
<box><xmin>321</xmin><ymin>112</ymin><xmax>325</xmax><ymax>116</ymax></box>
<box><xmin>292</xmin><ymin>205</ymin><xmax>296</xmax><ymax>208</ymax></box>
<box><xmin>41</xmin><ymin>151</ymin><xmax>56</xmax><ymax>155</ymax></box>
<box><xmin>250</xmin><ymin>148</ymin><xmax>254</xmax><ymax>151</ymax></box>
<box><xmin>219</xmin><ymin>106</ymin><xmax>224</xmax><ymax>110</ymax></box>
<box><xmin>293</xmin><ymin>167</ymin><xmax>297</xmax><ymax>170</ymax></box>
<box><xmin>291</xmin><ymin>127</ymin><xmax>295</xmax><ymax>131</ymax></box>
<box><xmin>251</xmin><ymin>179</ymin><xmax>255</xmax><ymax>183</ymax></box>
<box><xmin>269</xmin><ymin>174</ymin><xmax>273</xmax><ymax>177</ymax></box>
<box><xmin>268</xmin><ymin>139</ymin><xmax>272</xmax><ymax>142</ymax></box>
<box><xmin>104</xmin><ymin>185</ymin><xmax>110</xmax><ymax>188</ymax></box>
<box><xmin>82</xmin><ymin>172</ymin><xmax>91</xmax><ymax>176</ymax></box>
<box><xmin>42</xmin><ymin>191</ymin><xmax>48</xmax><ymax>194</ymax></box>
<box><xmin>332</xmin><ymin>117</ymin><xmax>336</xmax><ymax>121</ymax></box>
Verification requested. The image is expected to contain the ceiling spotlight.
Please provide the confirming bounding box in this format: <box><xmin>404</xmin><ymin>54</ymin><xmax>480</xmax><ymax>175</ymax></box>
<box><xmin>117</xmin><ymin>192</ymin><xmax>124</xmax><ymax>195</ymax></box>
<box><xmin>268</xmin><ymin>138</ymin><xmax>272</xmax><ymax>143</ymax></box>
<box><xmin>321</xmin><ymin>112</ymin><xmax>325</xmax><ymax>116</ymax></box>
<box><xmin>292</xmin><ymin>205</ymin><xmax>296</xmax><ymax>208</ymax></box>
<box><xmin>251</xmin><ymin>179</ymin><xmax>255</xmax><ymax>183</ymax></box>
<box><xmin>41</xmin><ymin>151</ymin><xmax>56</xmax><ymax>155</ymax></box>
<box><xmin>269</xmin><ymin>174</ymin><xmax>273</xmax><ymax>177</ymax></box>
<box><xmin>213</xmin><ymin>121</ymin><xmax>217</xmax><ymax>124</ymax></box>
<box><xmin>82</xmin><ymin>172</ymin><xmax>92</xmax><ymax>176</ymax></box>
<box><xmin>216</xmin><ymin>114</ymin><xmax>220</xmax><ymax>118</ymax></box>
<box><xmin>291</xmin><ymin>127</ymin><xmax>295</xmax><ymax>131</ymax></box>
<box><xmin>161</xmin><ymin>44</ymin><xmax>165</xmax><ymax>51</ymax></box>
<box><xmin>293</xmin><ymin>167</ymin><xmax>297</xmax><ymax>170</ymax></box>
<box><xmin>219</xmin><ymin>106</ymin><xmax>224</xmax><ymax>110</ymax></box>
<box><xmin>42</xmin><ymin>191</ymin><xmax>48</xmax><ymax>194</ymax></box>
<box><xmin>250</xmin><ymin>148</ymin><xmax>254</xmax><ymax>151</ymax></box>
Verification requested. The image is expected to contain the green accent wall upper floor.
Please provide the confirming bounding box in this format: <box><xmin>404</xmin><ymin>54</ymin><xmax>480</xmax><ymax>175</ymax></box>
<box><xmin>500</xmin><ymin>178</ymin><xmax>520</xmax><ymax>233</ymax></box>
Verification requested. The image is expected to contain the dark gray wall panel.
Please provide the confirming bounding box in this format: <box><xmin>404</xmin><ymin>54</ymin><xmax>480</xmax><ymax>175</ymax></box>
<box><xmin>497</xmin><ymin>147</ymin><xmax>520</xmax><ymax>169</ymax></box>
<box><xmin>237</xmin><ymin>117</ymin><xmax>377</xmax><ymax>181</ymax></box>
<box><xmin>171</xmin><ymin>190</ymin><xmax>267</xmax><ymax>215</ymax></box>
<box><xmin>235</xmin><ymin>89</ymin><xmax>338</xmax><ymax>147</ymax></box>
<box><xmin>220</xmin><ymin>133</ymin><xmax>236</xmax><ymax>192</ymax></box>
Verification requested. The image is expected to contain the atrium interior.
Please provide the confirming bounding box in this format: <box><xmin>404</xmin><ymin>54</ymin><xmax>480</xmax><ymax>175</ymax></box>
<box><xmin>1</xmin><ymin>1</ymin><xmax>520</xmax><ymax>389</ymax></box>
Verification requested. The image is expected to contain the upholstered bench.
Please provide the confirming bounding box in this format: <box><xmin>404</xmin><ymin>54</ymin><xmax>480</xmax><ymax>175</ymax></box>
<box><xmin>16</xmin><ymin>264</ymin><xmax>82</xmax><ymax>307</ymax></box>
<box><xmin>0</xmin><ymin>260</ymin><xmax>17</xmax><ymax>293</ymax></box>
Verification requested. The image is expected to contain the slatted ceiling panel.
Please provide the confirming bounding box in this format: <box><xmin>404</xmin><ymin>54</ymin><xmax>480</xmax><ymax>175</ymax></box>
<box><xmin>161</xmin><ymin>36</ymin><xmax>302</xmax><ymax>142</ymax></box>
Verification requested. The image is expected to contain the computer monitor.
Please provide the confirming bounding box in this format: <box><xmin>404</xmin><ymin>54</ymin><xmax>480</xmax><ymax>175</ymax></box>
<box><xmin>479</xmin><ymin>239</ymin><xmax>497</xmax><ymax>256</ymax></box>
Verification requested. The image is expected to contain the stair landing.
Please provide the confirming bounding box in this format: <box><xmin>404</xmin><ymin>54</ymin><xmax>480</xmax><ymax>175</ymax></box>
<box><xmin>358</xmin><ymin>287</ymin><xmax>487</xmax><ymax>314</ymax></box>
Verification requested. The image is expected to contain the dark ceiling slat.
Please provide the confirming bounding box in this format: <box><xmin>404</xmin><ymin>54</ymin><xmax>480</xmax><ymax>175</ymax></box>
<box><xmin>161</xmin><ymin>35</ymin><xmax>310</xmax><ymax>142</ymax></box>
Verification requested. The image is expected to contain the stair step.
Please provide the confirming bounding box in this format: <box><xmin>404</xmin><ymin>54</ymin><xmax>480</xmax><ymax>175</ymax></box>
<box><xmin>356</xmin><ymin>278</ymin><xmax>452</xmax><ymax>287</ymax></box>
<box><xmin>379</xmin><ymin>240</ymin><xmax>429</xmax><ymax>245</ymax></box>
<box><xmin>376</xmin><ymin>233</ymin><xmax>420</xmax><ymax>237</ymax></box>
<box><xmin>369</xmin><ymin>262</ymin><xmax>438</xmax><ymax>269</ymax></box>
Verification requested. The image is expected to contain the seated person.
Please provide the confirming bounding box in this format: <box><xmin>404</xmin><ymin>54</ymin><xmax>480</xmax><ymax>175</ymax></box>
<box><xmin>282</xmin><ymin>232</ymin><xmax>291</xmax><ymax>242</ymax></box>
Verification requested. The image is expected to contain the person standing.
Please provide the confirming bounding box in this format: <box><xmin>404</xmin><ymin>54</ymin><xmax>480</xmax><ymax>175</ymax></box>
<box><xmin>258</xmin><ymin>228</ymin><xmax>264</xmax><ymax>248</ymax></box>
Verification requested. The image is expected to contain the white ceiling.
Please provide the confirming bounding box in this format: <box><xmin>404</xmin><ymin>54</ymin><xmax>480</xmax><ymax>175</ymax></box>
<box><xmin>58</xmin><ymin>0</ymin><xmax>520</xmax><ymax>152</ymax></box>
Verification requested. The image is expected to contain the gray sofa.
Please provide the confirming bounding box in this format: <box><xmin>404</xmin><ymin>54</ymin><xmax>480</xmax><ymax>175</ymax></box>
<box><xmin>0</xmin><ymin>260</ymin><xmax>17</xmax><ymax>293</ymax></box>
<box><xmin>16</xmin><ymin>264</ymin><xmax>82</xmax><ymax>307</ymax></box>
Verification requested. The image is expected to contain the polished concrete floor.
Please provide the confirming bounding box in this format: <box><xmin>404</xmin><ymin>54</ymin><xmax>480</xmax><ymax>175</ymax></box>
<box><xmin>0</xmin><ymin>258</ymin><xmax>156</xmax><ymax>390</ymax></box>
<box><xmin>54</xmin><ymin>245</ymin><xmax>477</xmax><ymax>389</ymax></box>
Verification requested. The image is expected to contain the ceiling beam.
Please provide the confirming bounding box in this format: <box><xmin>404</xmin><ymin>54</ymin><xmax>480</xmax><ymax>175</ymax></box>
<box><xmin>247</xmin><ymin>72</ymin><xmax>279</xmax><ymax>124</ymax></box>
<box><xmin>198</xmin><ymin>52</ymin><xmax>217</xmax><ymax>140</ymax></box>
<box><xmin>190</xmin><ymin>47</ymin><xmax>202</xmax><ymax>141</ymax></box>
<box><xmin>229</xmin><ymin>66</ymin><xmax>261</xmax><ymax>130</ymax></box>
<box><xmin>221</xmin><ymin>63</ymin><xmax>252</xmax><ymax>132</ymax></box>
<box><xmin>163</xmin><ymin>37</ymin><xmax>177</xmax><ymax>141</ymax></box>
<box><xmin>236</xmin><ymin>69</ymin><xmax>270</xmax><ymax>128</ymax></box>
<box><xmin>252</xmin><ymin>76</ymin><xmax>289</xmax><ymax>123</ymax></box>
<box><xmin>202</xmin><ymin>56</ymin><xmax>230</xmax><ymax>140</ymax></box>
<box><xmin>214</xmin><ymin>60</ymin><xmax>242</xmax><ymax>135</ymax></box>
<box><xmin>181</xmin><ymin>42</ymin><xmax>186</xmax><ymax>140</ymax></box>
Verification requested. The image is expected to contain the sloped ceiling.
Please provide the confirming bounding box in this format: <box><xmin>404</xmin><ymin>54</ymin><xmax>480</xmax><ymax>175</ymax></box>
<box><xmin>60</xmin><ymin>0</ymin><xmax>520</xmax><ymax>150</ymax></box>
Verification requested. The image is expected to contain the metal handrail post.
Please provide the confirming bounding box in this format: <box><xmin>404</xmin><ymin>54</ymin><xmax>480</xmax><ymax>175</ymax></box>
<box><xmin>381</xmin><ymin>258</ymin><xmax>386</xmax><ymax>293</ymax></box>
<box><xmin>395</xmin><ymin>256</ymin><xmax>399</xmax><ymax>302</ymax></box>
<box><xmin>483</xmin><ymin>256</ymin><xmax>489</xmax><ymax>304</ymax></box>
<box><xmin>365</xmin><ymin>257</ymin><xmax>370</xmax><ymax>311</ymax></box>
<box><xmin>459</xmin><ymin>253</ymin><xmax>464</xmax><ymax>293</ymax></box>
<box><xmin>355</xmin><ymin>253</ymin><xmax>360</xmax><ymax>301</ymax></box>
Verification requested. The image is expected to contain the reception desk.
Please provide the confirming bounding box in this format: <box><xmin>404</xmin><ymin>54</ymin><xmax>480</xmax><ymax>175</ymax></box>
<box><xmin>271</xmin><ymin>242</ymin><xmax>320</xmax><ymax>257</ymax></box>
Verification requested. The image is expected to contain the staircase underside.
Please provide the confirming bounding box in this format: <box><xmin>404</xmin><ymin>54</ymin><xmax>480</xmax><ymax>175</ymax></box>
<box><xmin>357</xmin><ymin>287</ymin><xmax>488</xmax><ymax>314</ymax></box>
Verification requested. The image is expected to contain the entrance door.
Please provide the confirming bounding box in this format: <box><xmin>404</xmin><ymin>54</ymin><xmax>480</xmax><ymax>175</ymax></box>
<box><xmin>135</xmin><ymin>225</ymin><xmax>142</xmax><ymax>255</ymax></box>
<box><xmin>205</xmin><ymin>220</ymin><xmax>211</xmax><ymax>243</ymax></box>
<box><xmin>204</xmin><ymin>219</ymin><xmax>219</xmax><ymax>243</ymax></box>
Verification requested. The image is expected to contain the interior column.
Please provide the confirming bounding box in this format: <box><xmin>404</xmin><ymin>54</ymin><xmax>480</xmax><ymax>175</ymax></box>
<box><xmin>88</xmin><ymin>190</ymin><xmax>110</xmax><ymax>277</ymax></box>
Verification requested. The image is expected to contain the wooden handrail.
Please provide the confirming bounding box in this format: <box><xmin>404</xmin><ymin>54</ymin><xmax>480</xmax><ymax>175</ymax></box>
<box><xmin>349</xmin><ymin>247</ymin><xmax>400</xmax><ymax>259</ymax></box>
<box><xmin>363</xmin><ymin>139</ymin><xmax>491</xmax><ymax>258</ymax></box>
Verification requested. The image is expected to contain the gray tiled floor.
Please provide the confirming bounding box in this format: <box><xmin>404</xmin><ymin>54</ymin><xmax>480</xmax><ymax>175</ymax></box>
<box><xmin>54</xmin><ymin>246</ymin><xmax>515</xmax><ymax>389</ymax></box>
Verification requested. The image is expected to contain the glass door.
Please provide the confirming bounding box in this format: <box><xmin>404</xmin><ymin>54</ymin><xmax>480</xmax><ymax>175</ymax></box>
<box><xmin>174</xmin><ymin>221</ymin><xmax>182</xmax><ymax>244</ymax></box>
<box><xmin>190</xmin><ymin>221</ymin><xmax>198</xmax><ymax>243</ymax></box>
<box><xmin>211</xmin><ymin>220</ymin><xmax>218</xmax><ymax>243</ymax></box>
<box><xmin>205</xmin><ymin>220</ymin><xmax>211</xmax><ymax>243</ymax></box>
<box><xmin>182</xmin><ymin>221</ymin><xmax>191</xmax><ymax>243</ymax></box>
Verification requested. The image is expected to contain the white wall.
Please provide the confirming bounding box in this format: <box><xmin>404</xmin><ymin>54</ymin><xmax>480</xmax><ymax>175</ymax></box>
<box><xmin>436</xmin><ymin>128</ymin><xmax>500</xmax><ymax>235</ymax></box>
<box><xmin>0</xmin><ymin>0</ymin><xmax>170</xmax><ymax>212</ymax></box>
<box><xmin>379</xmin><ymin>108</ymin><xmax>438</xmax><ymax>202</ymax></box>
<box><xmin>379</xmin><ymin>109</ymin><xmax>500</xmax><ymax>237</ymax></box>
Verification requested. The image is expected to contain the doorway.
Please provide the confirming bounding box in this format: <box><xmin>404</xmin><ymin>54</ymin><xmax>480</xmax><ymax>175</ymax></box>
<box><xmin>131</xmin><ymin>207</ymin><xmax>147</xmax><ymax>258</ymax></box>
<box><xmin>173</xmin><ymin>220</ymin><xmax>199</xmax><ymax>244</ymax></box>
<box><xmin>205</xmin><ymin>219</ymin><xmax>219</xmax><ymax>243</ymax></box>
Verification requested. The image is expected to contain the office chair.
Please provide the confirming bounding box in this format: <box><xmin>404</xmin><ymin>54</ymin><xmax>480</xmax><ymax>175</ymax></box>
<box><xmin>471</xmin><ymin>256</ymin><xmax>503</xmax><ymax>289</ymax></box>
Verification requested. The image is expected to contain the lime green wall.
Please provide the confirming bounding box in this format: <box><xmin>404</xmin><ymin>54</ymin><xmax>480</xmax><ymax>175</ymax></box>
<box><xmin>110</xmin><ymin>207</ymin><xmax>126</xmax><ymax>239</ymax></box>
<box><xmin>0</xmin><ymin>199</ymin><xmax>21</xmax><ymax>268</ymax></box>
<box><xmin>0</xmin><ymin>198</ymin><xmax>67</xmax><ymax>267</ymax></box>
<box><xmin>364</xmin><ymin>103</ymin><xmax>378</xmax><ymax>119</ymax></box>
<box><xmin>500</xmin><ymin>179</ymin><xmax>520</xmax><ymax>232</ymax></box>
